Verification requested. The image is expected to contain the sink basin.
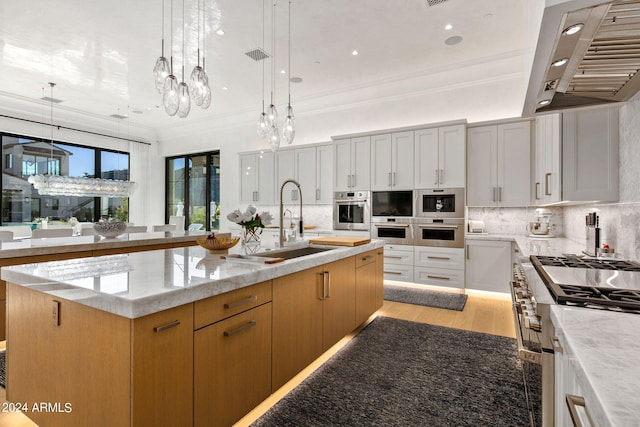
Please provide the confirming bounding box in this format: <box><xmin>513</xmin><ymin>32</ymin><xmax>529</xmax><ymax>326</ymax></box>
<box><xmin>255</xmin><ymin>246</ymin><xmax>334</xmax><ymax>260</ymax></box>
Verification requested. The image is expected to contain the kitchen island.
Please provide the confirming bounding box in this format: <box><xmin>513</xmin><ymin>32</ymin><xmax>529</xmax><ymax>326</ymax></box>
<box><xmin>0</xmin><ymin>230</ymin><xmax>207</xmax><ymax>341</ymax></box>
<box><xmin>1</xmin><ymin>240</ymin><xmax>384</xmax><ymax>427</ymax></box>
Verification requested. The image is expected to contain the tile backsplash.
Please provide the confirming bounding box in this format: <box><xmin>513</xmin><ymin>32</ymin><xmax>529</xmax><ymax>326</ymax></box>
<box><xmin>467</xmin><ymin>206</ymin><xmax>565</xmax><ymax>237</ymax></box>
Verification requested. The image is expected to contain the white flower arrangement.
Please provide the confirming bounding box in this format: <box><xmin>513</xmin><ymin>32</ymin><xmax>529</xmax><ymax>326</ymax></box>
<box><xmin>226</xmin><ymin>205</ymin><xmax>273</xmax><ymax>234</ymax></box>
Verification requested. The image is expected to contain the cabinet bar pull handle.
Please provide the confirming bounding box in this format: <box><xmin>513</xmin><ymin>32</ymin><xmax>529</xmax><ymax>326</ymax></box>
<box><xmin>224</xmin><ymin>295</ymin><xmax>258</xmax><ymax>310</ymax></box>
<box><xmin>347</xmin><ymin>174</ymin><xmax>351</xmax><ymax>188</ymax></box>
<box><xmin>154</xmin><ymin>320</ymin><xmax>181</xmax><ymax>333</ymax></box>
<box><xmin>361</xmin><ymin>255</ymin><xmax>373</xmax><ymax>261</ymax></box>
<box><xmin>439</xmin><ymin>169</ymin><xmax>443</xmax><ymax>185</ymax></box>
<box><xmin>535</xmin><ymin>182</ymin><xmax>541</xmax><ymax>200</ymax></box>
<box><xmin>320</xmin><ymin>272</ymin><xmax>327</xmax><ymax>300</ymax></box>
<box><xmin>224</xmin><ymin>320</ymin><xmax>257</xmax><ymax>337</ymax></box>
<box><xmin>393</xmin><ymin>172</ymin><xmax>396</xmax><ymax>186</ymax></box>
<box><xmin>316</xmin><ymin>189</ymin><xmax>320</xmax><ymax>200</ymax></box>
<box><xmin>466</xmin><ymin>244</ymin><xmax>470</xmax><ymax>260</ymax></box>
<box><xmin>498</xmin><ymin>186</ymin><xmax>502</xmax><ymax>202</ymax></box>
<box><xmin>427</xmin><ymin>256</ymin><xmax>450</xmax><ymax>260</ymax></box>
<box><xmin>384</xmin><ymin>255</ymin><xmax>403</xmax><ymax>259</ymax></box>
<box><xmin>434</xmin><ymin>169</ymin><xmax>438</xmax><ymax>185</ymax></box>
<box><xmin>566</xmin><ymin>394</ymin><xmax>591</xmax><ymax>427</ymax></box>
<box><xmin>388</xmin><ymin>172</ymin><xmax>392</xmax><ymax>187</ymax></box>
<box><xmin>427</xmin><ymin>275</ymin><xmax>450</xmax><ymax>281</ymax></box>
<box><xmin>545</xmin><ymin>173</ymin><xmax>552</xmax><ymax>196</ymax></box>
<box><xmin>352</xmin><ymin>174</ymin><xmax>356</xmax><ymax>187</ymax></box>
<box><xmin>384</xmin><ymin>270</ymin><xmax>403</xmax><ymax>275</ymax></box>
<box><xmin>326</xmin><ymin>271</ymin><xmax>331</xmax><ymax>298</ymax></box>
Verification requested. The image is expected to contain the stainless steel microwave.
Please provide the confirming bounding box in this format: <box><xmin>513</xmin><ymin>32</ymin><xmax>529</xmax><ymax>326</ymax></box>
<box><xmin>415</xmin><ymin>188</ymin><xmax>464</xmax><ymax>218</ymax></box>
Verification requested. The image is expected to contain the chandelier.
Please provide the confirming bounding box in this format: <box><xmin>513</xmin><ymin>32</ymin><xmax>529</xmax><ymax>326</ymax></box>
<box><xmin>27</xmin><ymin>83</ymin><xmax>138</xmax><ymax>198</ymax></box>
<box><xmin>258</xmin><ymin>0</ymin><xmax>295</xmax><ymax>152</ymax></box>
<box><xmin>155</xmin><ymin>0</ymin><xmax>211</xmax><ymax>118</ymax></box>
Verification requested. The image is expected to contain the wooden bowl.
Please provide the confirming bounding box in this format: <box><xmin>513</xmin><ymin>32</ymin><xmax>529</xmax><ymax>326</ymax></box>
<box><xmin>196</xmin><ymin>234</ymin><xmax>240</xmax><ymax>253</ymax></box>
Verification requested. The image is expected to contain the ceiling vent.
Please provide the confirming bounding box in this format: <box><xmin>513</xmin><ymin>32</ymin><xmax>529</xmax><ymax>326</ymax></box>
<box><xmin>110</xmin><ymin>114</ymin><xmax>128</xmax><ymax>120</ymax></box>
<box><xmin>245</xmin><ymin>48</ymin><xmax>270</xmax><ymax>61</ymax></box>
<box><xmin>426</xmin><ymin>0</ymin><xmax>449</xmax><ymax>6</ymax></box>
<box><xmin>40</xmin><ymin>96</ymin><xmax>63</xmax><ymax>103</ymax></box>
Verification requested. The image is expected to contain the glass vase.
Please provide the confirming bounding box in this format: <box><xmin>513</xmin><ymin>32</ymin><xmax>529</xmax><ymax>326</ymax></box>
<box><xmin>242</xmin><ymin>228</ymin><xmax>261</xmax><ymax>253</ymax></box>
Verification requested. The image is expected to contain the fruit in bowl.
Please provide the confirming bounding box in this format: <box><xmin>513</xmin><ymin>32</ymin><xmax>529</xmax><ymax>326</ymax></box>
<box><xmin>196</xmin><ymin>233</ymin><xmax>240</xmax><ymax>253</ymax></box>
<box><xmin>94</xmin><ymin>220</ymin><xmax>127</xmax><ymax>238</ymax></box>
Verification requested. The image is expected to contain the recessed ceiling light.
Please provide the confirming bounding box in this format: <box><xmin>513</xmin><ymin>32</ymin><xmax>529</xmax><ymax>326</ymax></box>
<box><xmin>352</xmin><ymin>50</ymin><xmax>359</xmax><ymax>56</ymax></box>
<box><xmin>551</xmin><ymin>58</ymin><xmax>569</xmax><ymax>67</ymax></box>
<box><xmin>538</xmin><ymin>99</ymin><xmax>551</xmax><ymax>106</ymax></box>
<box><xmin>216</xmin><ymin>29</ymin><xmax>225</xmax><ymax>36</ymax></box>
<box><xmin>444</xmin><ymin>36</ymin><xmax>463</xmax><ymax>46</ymax></box>
<box><xmin>563</xmin><ymin>23</ymin><xmax>584</xmax><ymax>36</ymax></box>
<box><xmin>445</xmin><ymin>24</ymin><xmax>453</xmax><ymax>30</ymax></box>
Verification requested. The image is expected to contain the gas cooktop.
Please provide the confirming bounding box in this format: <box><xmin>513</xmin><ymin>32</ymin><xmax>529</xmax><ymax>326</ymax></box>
<box><xmin>530</xmin><ymin>255</ymin><xmax>640</xmax><ymax>312</ymax></box>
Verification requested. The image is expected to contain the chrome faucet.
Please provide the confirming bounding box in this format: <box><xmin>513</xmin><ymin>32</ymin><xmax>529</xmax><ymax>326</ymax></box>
<box><xmin>279</xmin><ymin>179</ymin><xmax>303</xmax><ymax>248</ymax></box>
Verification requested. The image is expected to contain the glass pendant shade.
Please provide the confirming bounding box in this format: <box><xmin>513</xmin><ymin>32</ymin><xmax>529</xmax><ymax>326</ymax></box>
<box><xmin>163</xmin><ymin>75</ymin><xmax>180</xmax><ymax>116</ymax></box>
<box><xmin>257</xmin><ymin>112</ymin><xmax>269</xmax><ymax>137</ymax></box>
<box><xmin>189</xmin><ymin>65</ymin><xmax>206</xmax><ymax>106</ymax></box>
<box><xmin>201</xmin><ymin>84</ymin><xmax>212</xmax><ymax>109</ymax></box>
<box><xmin>267</xmin><ymin>104</ymin><xmax>278</xmax><ymax>127</ymax></box>
<box><xmin>153</xmin><ymin>56</ymin><xmax>170</xmax><ymax>93</ymax></box>
<box><xmin>269</xmin><ymin>124</ymin><xmax>280</xmax><ymax>152</ymax></box>
<box><xmin>283</xmin><ymin>115</ymin><xmax>295</xmax><ymax>145</ymax></box>
<box><xmin>177</xmin><ymin>82</ymin><xmax>191</xmax><ymax>118</ymax></box>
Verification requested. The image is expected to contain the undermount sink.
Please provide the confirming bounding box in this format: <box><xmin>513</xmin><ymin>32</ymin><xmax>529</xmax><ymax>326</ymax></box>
<box><xmin>255</xmin><ymin>246</ymin><xmax>334</xmax><ymax>260</ymax></box>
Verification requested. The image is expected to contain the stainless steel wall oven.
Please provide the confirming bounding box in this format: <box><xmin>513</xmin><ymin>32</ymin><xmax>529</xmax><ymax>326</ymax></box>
<box><xmin>414</xmin><ymin>218</ymin><xmax>464</xmax><ymax>248</ymax></box>
<box><xmin>371</xmin><ymin>217</ymin><xmax>414</xmax><ymax>245</ymax></box>
<box><xmin>333</xmin><ymin>191</ymin><xmax>370</xmax><ymax>231</ymax></box>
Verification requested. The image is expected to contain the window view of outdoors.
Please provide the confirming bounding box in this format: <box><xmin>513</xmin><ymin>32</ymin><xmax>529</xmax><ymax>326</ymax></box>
<box><xmin>167</xmin><ymin>152</ymin><xmax>220</xmax><ymax>231</ymax></box>
<box><xmin>1</xmin><ymin>134</ymin><xmax>130</xmax><ymax>226</ymax></box>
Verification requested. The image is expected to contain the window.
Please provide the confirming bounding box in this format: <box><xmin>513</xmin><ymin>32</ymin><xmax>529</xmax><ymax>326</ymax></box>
<box><xmin>1</xmin><ymin>134</ymin><xmax>131</xmax><ymax>225</ymax></box>
<box><xmin>166</xmin><ymin>151</ymin><xmax>220</xmax><ymax>231</ymax></box>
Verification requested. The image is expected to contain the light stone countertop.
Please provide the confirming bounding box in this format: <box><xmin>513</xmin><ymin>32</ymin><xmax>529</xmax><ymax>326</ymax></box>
<box><xmin>551</xmin><ymin>305</ymin><xmax>640</xmax><ymax>426</ymax></box>
<box><xmin>0</xmin><ymin>230</ymin><xmax>208</xmax><ymax>259</ymax></box>
<box><xmin>1</xmin><ymin>240</ymin><xmax>384</xmax><ymax>319</ymax></box>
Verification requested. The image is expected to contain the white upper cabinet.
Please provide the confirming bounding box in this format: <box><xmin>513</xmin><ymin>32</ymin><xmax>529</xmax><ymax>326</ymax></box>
<box><xmin>414</xmin><ymin>124</ymin><xmax>465</xmax><ymax>189</ymax></box>
<box><xmin>370</xmin><ymin>131</ymin><xmax>414</xmax><ymax>190</ymax></box>
<box><xmin>562</xmin><ymin>106</ymin><xmax>619</xmax><ymax>202</ymax></box>
<box><xmin>334</xmin><ymin>136</ymin><xmax>371</xmax><ymax>191</ymax></box>
<box><xmin>467</xmin><ymin>121</ymin><xmax>531</xmax><ymax>206</ymax></box>
<box><xmin>534</xmin><ymin>113</ymin><xmax>561</xmax><ymax>205</ymax></box>
<box><xmin>276</xmin><ymin>145</ymin><xmax>332</xmax><ymax>205</ymax></box>
<box><xmin>239</xmin><ymin>151</ymin><xmax>275</xmax><ymax>204</ymax></box>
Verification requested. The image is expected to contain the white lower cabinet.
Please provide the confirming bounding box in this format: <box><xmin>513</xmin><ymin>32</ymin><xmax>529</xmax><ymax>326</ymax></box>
<box><xmin>554</xmin><ymin>331</ymin><xmax>593</xmax><ymax>427</ymax></box>
<box><xmin>382</xmin><ymin>244</ymin><xmax>414</xmax><ymax>282</ymax></box>
<box><xmin>465</xmin><ymin>239</ymin><xmax>512</xmax><ymax>293</ymax></box>
<box><xmin>414</xmin><ymin>247</ymin><xmax>465</xmax><ymax>289</ymax></box>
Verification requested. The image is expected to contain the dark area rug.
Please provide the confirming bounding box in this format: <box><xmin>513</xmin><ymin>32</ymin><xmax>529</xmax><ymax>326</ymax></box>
<box><xmin>0</xmin><ymin>350</ymin><xmax>5</xmax><ymax>388</ymax></box>
<box><xmin>384</xmin><ymin>284</ymin><xmax>467</xmax><ymax>311</ymax></box>
<box><xmin>252</xmin><ymin>316</ymin><xmax>540</xmax><ymax>427</ymax></box>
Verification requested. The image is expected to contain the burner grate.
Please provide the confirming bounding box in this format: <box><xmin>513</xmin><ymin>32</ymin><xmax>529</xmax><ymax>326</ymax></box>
<box><xmin>533</xmin><ymin>255</ymin><xmax>640</xmax><ymax>271</ymax></box>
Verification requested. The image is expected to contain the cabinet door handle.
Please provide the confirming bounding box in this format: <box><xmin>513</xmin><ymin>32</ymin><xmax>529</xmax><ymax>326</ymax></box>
<box><xmin>352</xmin><ymin>174</ymin><xmax>356</xmax><ymax>187</ymax></box>
<box><xmin>434</xmin><ymin>169</ymin><xmax>438</xmax><ymax>185</ymax></box>
<box><xmin>361</xmin><ymin>255</ymin><xmax>373</xmax><ymax>261</ymax></box>
<box><xmin>316</xmin><ymin>189</ymin><xmax>320</xmax><ymax>201</ymax></box>
<box><xmin>154</xmin><ymin>320</ymin><xmax>181</xmax><ymax>333</ymax></box>
<box><xmin>498</xmin><ymin>186</ymin><xmax>502</xmax><ymax>202</ymax></box>
<box><xmin>393</xmin><ymin>172</ymin><xmax>396</xmax><ymax>186</ymax></box>
<box><xmin>551</xmin><ymin>336</ymin><xmax>563</xmax><ymax>354</ymax></box>
<box><xmin>223</xmin><ymin>295</ymin><xmax>258</xmax><ymax>310</ymax></box>
<box><xmin>388</xmin><ymin>172</ymin><xmax>392</xmax><ymax>187</ymax></box>
<box><xmin>325</xmin><ymin>271</ymin><xmax>331</xmax><ymax>299</ymax></box>
<box><xmin>320</xmin><ymin>272</ymin><xmax>327</xmax><ymax>300</ymax></box>
<box><xmin>223</xmin><ymin>320</ymin><xmax>257</xmax><ymax>337</ymax></box>
<box><xmin>427</xmin><ymin>275</ymin><xmax>450</xmax><ymax>281</ymax></box>
<box><xmin>535</xmin><ymin>182</ymin><xmax>541</xmax><ymax>200</ymax></box>
<box><xmin>566</xmin><ymin>394</ymin><xmax>592</xmax><ymax>427</ymax></box>
<box><xmin>347</xmin><ymin>174</ymin><xmax>351</xmax><ymax>188</ymax></box>
<box><xmin>545</xmin><ymin>172</ymin><xmax>552</xmax><ymax>196</ymax></box>
<box><xmin>466</xmin><ymin>244</ymin><xmax>470</xmax><ymax>260</ymax></box>
<box><xmin>384</xmin><ymin>255</ymin><xmax>403</xmax><ymax>259</ymax></box>
<box><xmin>439</xmin><ymin>169</ymin><xmax>443</xmax><ymax>185</ymax></box>
<box><xmin>384</xmin><ymin>270</ymin><xmax>403</xmax><ymax>275</ymax></box>
<box><xmin>427</xmin><ymin>256</ymin><xmax>450</xmax><ymax>260</ymax></box>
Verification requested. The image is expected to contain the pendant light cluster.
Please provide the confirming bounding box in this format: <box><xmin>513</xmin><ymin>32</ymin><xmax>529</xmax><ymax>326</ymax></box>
<box><xmin>153</xmin><ymin>0</ymin><xmax>211</xmax><ymax>119</ymax></box>
<box><xmin>257</xmin><ymin>0</ymin><xmax>295</xmax><ymax>152</ymax></box>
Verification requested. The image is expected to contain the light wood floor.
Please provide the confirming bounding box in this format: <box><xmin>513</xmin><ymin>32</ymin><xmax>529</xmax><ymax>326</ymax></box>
<box><xmin>0</xmin><ymin>288</ymin><xmax>514</xmax><ymax>427</ymax></box>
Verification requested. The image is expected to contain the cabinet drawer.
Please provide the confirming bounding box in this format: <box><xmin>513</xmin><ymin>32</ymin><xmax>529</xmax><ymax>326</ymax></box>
<box><xmin>383</xmin><ymin>264</ymin><xmax>414</xmax><ymax>282</ymax></box>
<box><xmin>194</xmin><ymin>281</ymin><xmax>272</xmax><ymax>329</ymax></box>
<box><xmin>355</xmin><ymin>249</ymin><xmax>378</xmax><ymax>268</ymax></box>
<box><xmin>384</xmin><ymin>244</ymin><xmax>414</xmax><ymax>264</ymax></box>
<box><xmin>414</xmin><ymin>267</ymin><xmax>464</xmax><ymax>289</ymax></box>
<box><xmin>414</xmin><ymin>246</ymin><xmax>464</xmax><ymax>269</ymax></box>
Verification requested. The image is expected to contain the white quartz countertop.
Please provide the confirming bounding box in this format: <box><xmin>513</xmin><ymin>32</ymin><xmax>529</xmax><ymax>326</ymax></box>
<box><xmin>1</xmin><ymin>240</ymin><xmax>384</xmax><ymax>319</ymax></box>
<box><xmin>465</xmin><ymin>233</ymin><xmax>587</xmax><ymax>260</ymax></box>
<box><xmin>551</xmin><ymin>305</ymin><xmax>640</xmax><ymax>426</ymax></box>
<box><xmin>0</xmin><ymin>230</ymin><xmax>207</xmax><ymax>259</ymax></box>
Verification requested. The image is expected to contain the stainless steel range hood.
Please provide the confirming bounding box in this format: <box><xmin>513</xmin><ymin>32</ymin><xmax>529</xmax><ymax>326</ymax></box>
<box><xmin>524</xmin><ymin>0</ymin><xmax>640</xmax><ymax>116</ymax></box>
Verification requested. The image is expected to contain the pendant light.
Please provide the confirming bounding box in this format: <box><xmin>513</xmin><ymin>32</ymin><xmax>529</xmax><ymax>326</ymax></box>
<box><xmin>268</xmin><ymin>1</ymin><xmax>280</xmax><ymax>152</ymax></box>
<box><xmin>153</xmin><ymin>0</ymin><xmax>170</xmax><ymax>93</ymax></box>
<box><xmin>163</xmin><ymin>0</ymin><xmax>179</xmax><ymax>116</ymax></box>
<box><xmin>190</xmin><ymin>0</ymin><xmax>207</xmax><ymax>107</ymax></box>
<box><xmin>282</xmin><ymin>0</ymin><xmax>295</xmax><ymax>145</ymax></box>
<box><xmin>257</xmin><ymin>0</ymin><xmax>269</xmax><ymax>138</ymax></box>
<box><xmin>177</xmin><ymin>0</ymin><xmax>191</xmax><ymax>118</ymax></box>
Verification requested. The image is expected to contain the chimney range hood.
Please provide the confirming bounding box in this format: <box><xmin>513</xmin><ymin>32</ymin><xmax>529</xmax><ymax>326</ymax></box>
<box><xmin>524</xmin><ymin>0</ymin><xmax>640</xmax><ymax>116</ymax></box>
